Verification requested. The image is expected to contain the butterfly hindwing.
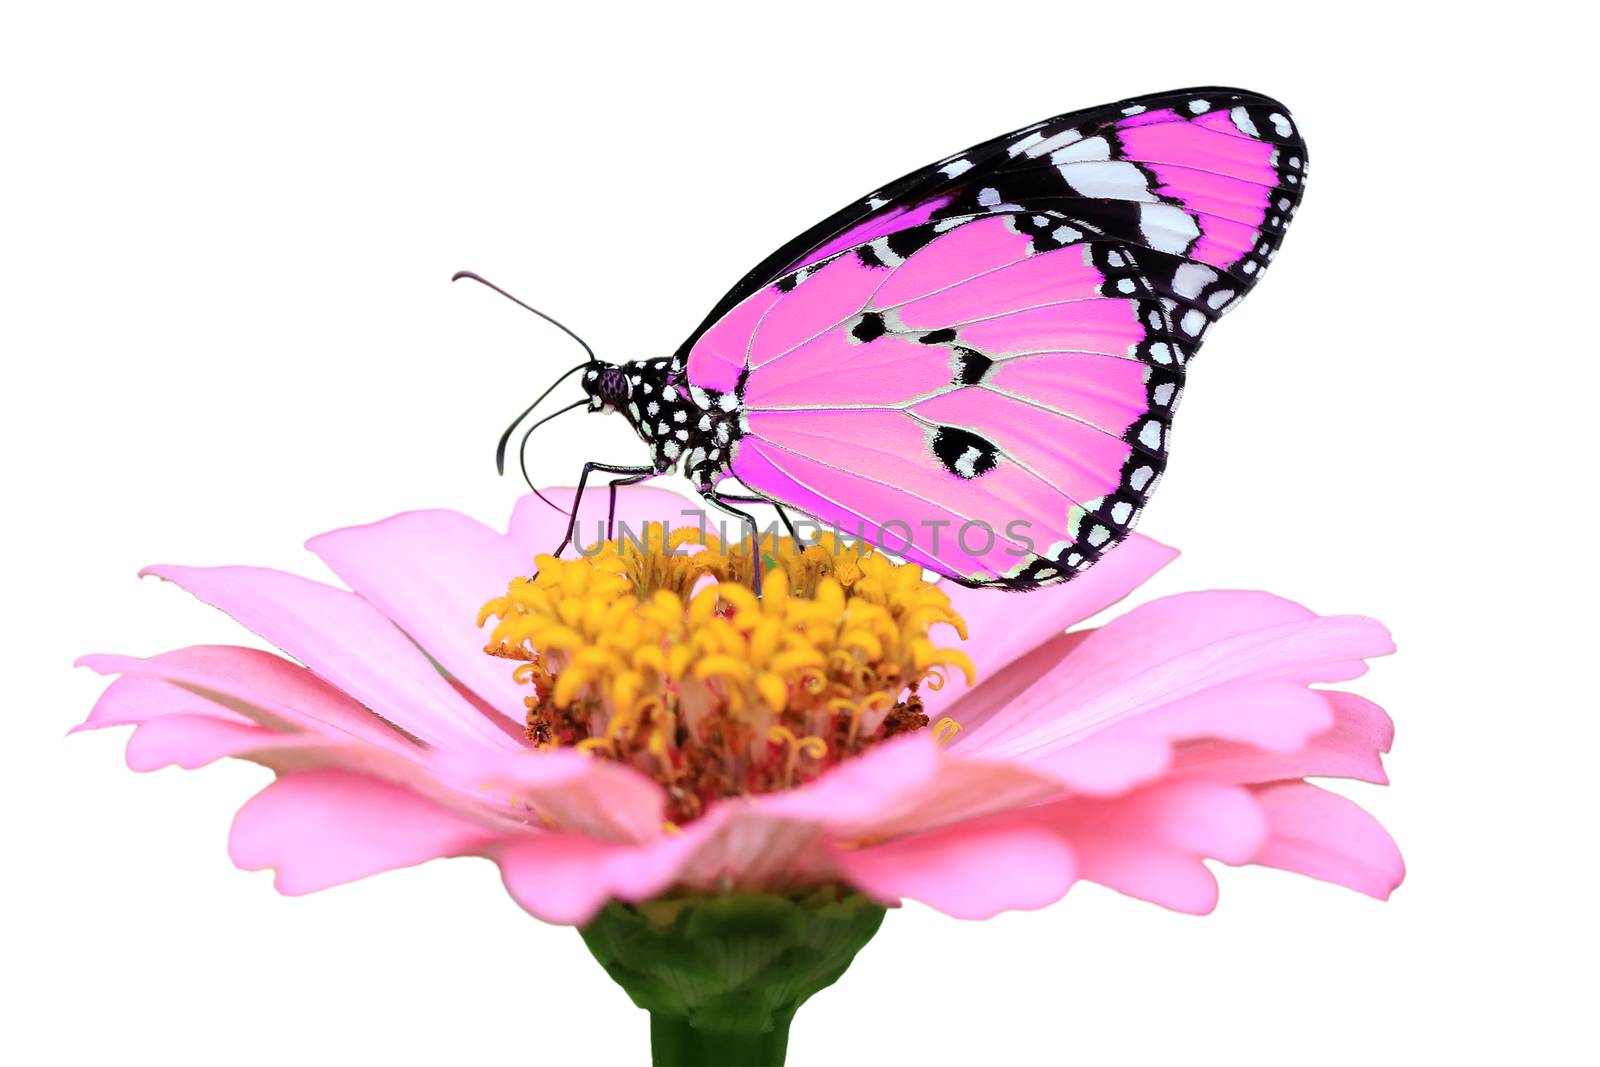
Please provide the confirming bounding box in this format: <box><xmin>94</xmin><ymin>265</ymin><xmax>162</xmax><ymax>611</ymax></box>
<box><xmin>711</xmin><ymin>215</ymin><xmax>1174</xmax><ymax>586</ymax></box>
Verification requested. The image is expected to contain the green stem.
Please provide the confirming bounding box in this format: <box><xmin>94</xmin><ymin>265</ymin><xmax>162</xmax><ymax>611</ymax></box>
<box><xmin>649</xmin><ymin>1010</ymin><xmax>793</xmax><ymax>1067</ymax></box>
<box><xmin>578</xmin><ymin>887</ymin><xmax>887</xmax><ymax>1067</ymax></box>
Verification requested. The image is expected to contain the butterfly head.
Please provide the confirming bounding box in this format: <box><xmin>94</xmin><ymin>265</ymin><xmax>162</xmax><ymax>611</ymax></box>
<box><xmin>582</xmin><ymin>362</ymin><xmax>631</xmax><ymax>412</ymax></box>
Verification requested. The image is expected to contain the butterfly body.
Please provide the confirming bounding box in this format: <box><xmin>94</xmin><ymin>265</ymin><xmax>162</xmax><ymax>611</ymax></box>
<box><xmin>547</xmin><ymin>87</ymin><xmax>1307</xmax><ymax>589</ymax></box>
<box><xmin>581</xmin><ymin>358</ymin><xmax>745</xmax><ymax>491</ymax></box>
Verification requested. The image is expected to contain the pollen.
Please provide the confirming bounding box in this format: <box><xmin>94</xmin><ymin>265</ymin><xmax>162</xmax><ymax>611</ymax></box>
<box><xmin>478</xmin><ymin>524</ymin><xmax>973</xmax><ymax>823</ymax></box>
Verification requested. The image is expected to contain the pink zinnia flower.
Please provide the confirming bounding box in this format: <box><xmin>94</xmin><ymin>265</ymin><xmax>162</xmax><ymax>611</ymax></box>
<box><xmin>76</xmin><ymin>487</ymin><xmax>1401</xmax><ymax>925</ymax></box>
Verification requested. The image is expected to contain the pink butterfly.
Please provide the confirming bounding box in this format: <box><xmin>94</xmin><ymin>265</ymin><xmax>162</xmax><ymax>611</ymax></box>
<box><xmin>468</xmin><ymin>87</ymin><xmax>1307</xmax><ymax>591</ymax></box>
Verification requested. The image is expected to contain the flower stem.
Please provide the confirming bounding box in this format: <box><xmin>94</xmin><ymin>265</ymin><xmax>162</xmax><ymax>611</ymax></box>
<box><xmin>648</xmin><ymin>1011</ymin><xmax>793</xmax><ymax>1067</ymax></box>
<box><xmin>578</xmin><ymin>886</ymin><xmax>888</xmax><ymax>1067</ymax></box>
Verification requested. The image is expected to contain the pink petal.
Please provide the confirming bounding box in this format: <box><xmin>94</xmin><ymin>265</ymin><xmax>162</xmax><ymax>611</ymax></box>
<box><xmin>652</xmin><ymin>742</ymin><xmax>1069</xmax><ymax>895</ymax></box>
<box><xmin>831</xmin><ymin>810</ymin><xmax>1078</xmax><ymax>919</ymax></box>
<box><xmin>940</xmin><ymin>630</ymin><xmax>1093</xmax><ymax>740</ymax></box>
<box><xmin>925</xmin><ymin>534</ymin><xmax>1178</xmax><ymax>718</ymax></box>
<box><xmin>119</xmin><ymin>711</ymin><xmax>405</xmax><ymax>778</ymax></box>
<box><xmin>1028</xmin><ymin>680</ymin><xmax>1336</xmax><ymax>795</ymax></box>
<box><xmin>671</xmin><ymin>807</ymin><xmax>837</xmax><ymax>890</ymax></box>
<box><xmin>141</xmin><ymin>565</ymin><xmax>519</xmax><ymax>753</ymax></box>
<box><xmin>1067</xmin><ymin>836</ymin><xmax>1221</xmax><ymax>913</ymax></box>
<box><xmin>307</xmin><ymin>509</ymin><xmax>532</xmax><ymax>723</ymax></box>
<box><xmin>1172</xmin><ymin>691</ymin><xmax>1393</xmax><ymax>786</ymax></box>
<box><xmin>76</xmin><ymin>653</ymin><xmax>528</xmax><ymax>818</ymax></box>
<box><xmin>437</xmin><ymin>747</ymin><xmax>667</xmax><ymax>843</ymax></box>
<box><xmin>495</xmin><ymin>831</ymin><xmax>702</xmax><ymax>925</ymax></box>
<box><xmin>966</xmin><ymin>591</ymin><xmax>1393</xmax><ymax>763</ymax></box>
<box><xmin>76</xmin><ymin>645</ymin><xmax>414</xmax><ymax>754</ymax></box>
<box><xmin>1247</xmin><ymin>781</ymin><xmax>1404</xmax><ymax>899</ymax></box>
<box><xmin>78</xmin><ymin>666</ymin><xmax>253</xmax><ymax>730</ymax></box>
<box><xmin>124</xmin><ymin>713</ymin><xmax>289</xmax><ymax>770</ymax></box>
<box><xmin>1053</xmin><ymin>782</ymin><xmax>1267</xmax><ymax>914</ymax></box>
<box><xmin>752</xmin><ymin>734</ymin><xmax>943</xmax><ymax>824</ymax></box>
<box><xmin>1129</xmin><ymin>679</ymin><xmax>1336</xmax><ymax>752</ymax></box>
<box><xmin>77</xmin><ymin>651</ymin><xmax>538</xmax><ymax>821</ymax></box>
<box><xmin>751</xmin><ymin>734</ymin><xmax>1062</xmax><ymax>840</ymax></box>
<box><xmin>230</xmin><ymin>769</ymin><xmax>506</xmax><ymax>894</ymax></box>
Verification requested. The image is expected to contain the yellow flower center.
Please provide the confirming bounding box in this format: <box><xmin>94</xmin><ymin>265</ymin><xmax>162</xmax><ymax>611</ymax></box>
<box><xmin>478</xmin><ymin>524</ymin><xmax>973</xmax><ymax>823</ymax></box>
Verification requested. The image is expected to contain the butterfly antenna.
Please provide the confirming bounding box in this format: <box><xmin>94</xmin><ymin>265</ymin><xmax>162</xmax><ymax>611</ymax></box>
<box><xmin>454</xmin><ymin>271</ymin><xmax>602</xmax><ymax>514</ymax></box>
<box><xmin>452</xmin><ymin>270</ymin><xmax>598</xmax><ymax>362</ymax></box>
<box><xmin>516</xmin><ymin>399</ymin><xmax>588</xmax><ymax>509</ymax></box>
<box><xmin>493</xmin><ymin>362</ymin><xmax>588</xmax><ymax>476</ymax></box>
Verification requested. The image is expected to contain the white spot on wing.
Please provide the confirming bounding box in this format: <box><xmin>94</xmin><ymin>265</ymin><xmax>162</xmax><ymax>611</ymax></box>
<box><xmin>1138</xmin><ymin>420</ymin><xmax>1164</xmax><ymax>451</ymax></box>
<box><xmin>1025</xmin><ymin>127</ymin><xmax>1082</xmax><ymax>158</ymax></box>
<box><xmin>1138</xmin><ymin>203</ymin><xmax>1200</xmax><ymax>253</ymax></box>
<box><xmin>1060</xmin><ymin>160</ymin><xmax>1155</xmax><ymax>201</ymax></box>
<box><xmin>1008</xmin><ymin>130</ymin><xmax>1045</xmax><ymax>157</ymax></box>
<box><xmin>867</xmin><ymin>236</ymin><xmax>903</xmax><ymax>266</ymax></box>
<box><xmin>1171</xmin><ymin>263</ymin><xmax>1218</xmax><ymax>299</ymax></box>
<box><xmin>1050</xmin><ymin>136</ymin><xmax>1111</xmax><ymax>164</ymax></box>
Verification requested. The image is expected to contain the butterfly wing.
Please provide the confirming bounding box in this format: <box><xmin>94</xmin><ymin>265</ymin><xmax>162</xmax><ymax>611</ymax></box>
<box><xmin>679</xmin><ymin>88</ymin><xmax>1307</xmax><ymax>587</ymax></box>
<box><xmin>677</xmin><ymin>87</ymin><xmax>1304</xmax><ymax>360</ymax></box>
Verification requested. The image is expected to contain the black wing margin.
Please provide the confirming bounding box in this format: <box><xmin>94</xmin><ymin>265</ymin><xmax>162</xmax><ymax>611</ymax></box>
<box><xmin>673</xmin><ymin>86</ymin><xmax>1308</xmax><ymax>362</ymax></box>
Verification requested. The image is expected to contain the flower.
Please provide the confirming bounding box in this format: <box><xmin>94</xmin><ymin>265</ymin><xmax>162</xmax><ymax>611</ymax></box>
<box><xmin>477</xmin><ymin>521</ymin><xmax>975</xmax><ymax>824</ymax></box>
<box><xmin>76</xmin><ymin>486</ymin><xmax>1402</xmax><ymax>927</ymax></box>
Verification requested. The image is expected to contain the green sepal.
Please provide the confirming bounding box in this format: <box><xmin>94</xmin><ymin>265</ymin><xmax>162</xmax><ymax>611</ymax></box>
<box><xmin>578</xmin><ymin>885</ymin><xmax>888</xmax><ymax>1066</ymax></box>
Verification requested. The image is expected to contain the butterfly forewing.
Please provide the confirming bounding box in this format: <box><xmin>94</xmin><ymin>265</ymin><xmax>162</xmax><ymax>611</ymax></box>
<box><xmin>678</xmin><ymin>88</ymin><xmax>1307</xmax><ymax>588</ymax></box>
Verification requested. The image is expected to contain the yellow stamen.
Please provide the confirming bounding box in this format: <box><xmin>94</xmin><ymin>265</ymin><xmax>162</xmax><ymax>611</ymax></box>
<box><xmin>479</xmin><ymin>526</ymin><xmax>971</xmax><ymax>823</ymax></box>
<box><xmin>767</xmin><ymin>724</ymin><xmax>830</xmax><ymax>787</ymax></box>
<box><xmin>931</xmin><ymin>717</ymin><xmax>964</xmax><ymax>747</ymax></box>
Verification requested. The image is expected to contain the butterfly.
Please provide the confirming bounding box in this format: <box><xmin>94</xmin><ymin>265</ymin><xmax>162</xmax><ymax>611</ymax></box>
<box><xmin>465</xmin><ymin>86</ymin><xmax>1307</xmax><ymax>592</ymax></box>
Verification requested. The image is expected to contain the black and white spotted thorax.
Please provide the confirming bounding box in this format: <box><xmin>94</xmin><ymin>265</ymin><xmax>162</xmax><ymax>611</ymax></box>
<box><xmin>581</xmin><ymin>358</ymin><xmax>746</xmax><ymax>490</ymax></box>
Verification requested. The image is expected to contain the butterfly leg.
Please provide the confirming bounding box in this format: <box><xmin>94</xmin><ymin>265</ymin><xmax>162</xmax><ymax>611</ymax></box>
<box><xmin>552</xmin><ymin>461</ymin><xmax>656</xmax><ymax>556</ymax></box>
<box><xmin>605</xmin><ymin>472</ymin><xmax>654</xmax><ymax>541</ymax></box>
<box><xmin>713</xmin><ymin>493</ymin><xmax>801</xmax><ymax>543</ymax></box>
<box><xmin>705</xmin><ymin>494</ymin><xmax>765</xmax><ymax>598</ymax></box>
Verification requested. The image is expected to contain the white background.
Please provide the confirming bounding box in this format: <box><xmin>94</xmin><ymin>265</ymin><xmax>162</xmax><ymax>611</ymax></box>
<box><xmin>4</xmin><ymin>3</ymin><xmax>1593</xmax><ymax>1064</ymax></box>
